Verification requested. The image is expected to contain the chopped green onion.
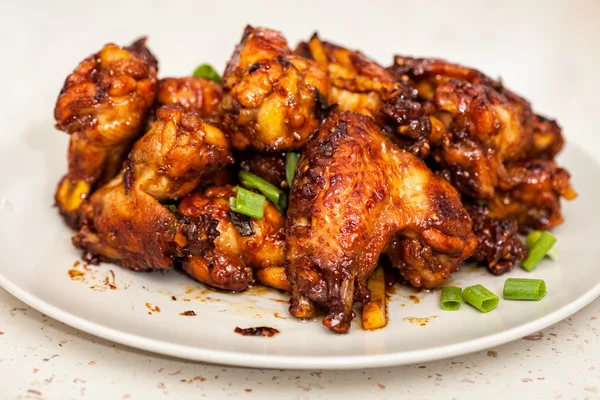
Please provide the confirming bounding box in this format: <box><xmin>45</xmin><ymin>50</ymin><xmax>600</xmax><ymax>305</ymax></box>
<box><xmin>238</xmin><ymin>170</ymin><xmax>287</xmax><ymax>212</ymax></box>
<box><xmin>165</xmin><ymin>204</ymin><xmax>178</xmax><ymax>214</ymax></box>
<box><xmin>192</xmin><ymin>64</ymin><xmax>222</xmax><ymax>84</ymax></box>
<box><xmin>229</xmin><ymin>186</ymin><xmax>265</xmax><ymax>220</ymax></box>
<box><xmin>285</xmin><ymin>152</ymin><xmax>300</xmax><ymax>188</ymax></box>
<box><xmin>503</xmin><ymin>278</ymin><xmax>547</xmax><ymax>301</ymax></box>
<box><xmin>526</xmin><ymin>230</ymin><xmax>559</xmax><ymax>261</ymax></box>
<box><xmin>440</xmin><ymin>287</ymin><xmax>462</xmax><ymax>311</ymax></box>
<box><xmin>462</xmin><ymin>284</ymin><xmax>499</xmax><ymax>313</ymax></box>
<box><xmin>522</xmin><ymin>231</ymin><xmax>557</xmax><ymax>272</ymax></box>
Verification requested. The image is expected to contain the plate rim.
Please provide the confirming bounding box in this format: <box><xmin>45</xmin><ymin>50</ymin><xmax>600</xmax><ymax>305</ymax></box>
<box><xmin>1</xmin><ymin>269</ymin><xmax>599</xmax><ymax>369</ymax></box>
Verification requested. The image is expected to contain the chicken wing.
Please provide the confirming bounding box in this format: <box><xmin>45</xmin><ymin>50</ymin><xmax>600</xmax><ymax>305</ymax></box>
<box><xmin>295</xmin><ymin>34</ymin><xmax>401</xmax><ymax>121</ymax></box>
<box><xmin>54</xmin><ymin>39</ymin><xmax>158</xmax><ymax>227</ymax></box>
<box><xmin>286</xmin><ymin>111</ymin><xmax>476</xmax><ymax>333</ymax></box>
<box><xmin>73</xmin><ymin>105</ymin><xmax>232</xmax><ymax>271</ymax></box>
<box><xmin>177</xmin><ymin>186</ymin><xmax>288</xmax><ymax>291</ymax></box>
<box><xmin>238</xmin><ymin>152</ymin><xmax>287</xmax><ymax>188</ymax></box>
<box><xmin>221</xmin><ymin>26</ymin><xmax>331</xmax><ymax>152</ymax></box>
<box><xmin>157</xmin><ymin>77</ymin><xmax>223</xmax><ymax>122</ymax></box>
<box><xmin>489</xmin><ymin>159</ymin><xmax>577</xmax><ymax>231</ymax></box>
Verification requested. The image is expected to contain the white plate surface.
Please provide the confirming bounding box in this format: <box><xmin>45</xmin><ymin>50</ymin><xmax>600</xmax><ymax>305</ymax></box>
<box><xmin>0</xmin><ymin>122</ymin><xmax>598</xmax><ymax>369</ymax></box>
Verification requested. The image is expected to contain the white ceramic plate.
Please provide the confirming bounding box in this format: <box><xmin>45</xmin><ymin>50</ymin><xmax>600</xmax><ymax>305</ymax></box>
<box><xmin>0</xmin><ymin>117</ymin><xmax>598</xmax><ymax>369</ymax></box>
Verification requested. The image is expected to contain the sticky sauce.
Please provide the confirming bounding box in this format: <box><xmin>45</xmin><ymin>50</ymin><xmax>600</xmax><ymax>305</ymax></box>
<box><xmin>180</xmin><ymin>310</ymin><xmax>196</xmax><ymax>316</ymax></box>
<box><xmin>234</xmin><ymin>326</ymin><xmax>280</xmax><ymax>337</ymax></box>
<box><xmin>145</xmin><ymin>303</ymin><xmax>161</xmax><ymax>315</ymax></box>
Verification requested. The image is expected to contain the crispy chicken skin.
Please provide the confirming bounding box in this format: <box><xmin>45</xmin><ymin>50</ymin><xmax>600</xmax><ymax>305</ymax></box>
<box><xmin>221</xmin><ymin>26</ymin><xmax>331</xmax><ymax>152</ymax></box>
<box><xmin>73</xmin><ymin>105</ymin><xmax>232</xmax><ymax>271</ymax></box>
<box><xmin>286</xmin><ymin>111</ymin><xmax>476</xmax><ymax>333</ymax></box>
<box><xmin>54</xmin><ymin>39</ymin><xmax>158</xmax><ymax>228</ymax></box>
<box><xmin>178</xmin><ymin>186</ymin><xmax>288</xmax><ymax>291</ymax></box>
<box><xmin>157</xmin><ymin>77</ymin><xmax>223</xmax><ymax>122</ymax></box>
<box><xmin>295</xmin><ymin>34</ymin><xmax>401</xmax><ymax>121</ymax></box>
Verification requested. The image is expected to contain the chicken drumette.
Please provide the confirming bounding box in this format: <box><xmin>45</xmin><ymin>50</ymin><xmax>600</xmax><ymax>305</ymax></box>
<box><xmin>74</xmin><ymin>105</ymin><xmax>232</xmax><ymax>271</ymax></box>
<box><xmin>295</xmin><ymin>34</ymin><xmax>401</xmax><ymax>121</ymax></box>
<box><xmin>178</xmin><ymin>186</ymin><xmax>288</xmax><ymax>291</ymax></box>
<box><xmin>54</xmin><ymin>38</ymin><xmax>158</xmax><ymax>227</ymax></box>
<box><xmin>221</xmin><ymin>26</ymin><xmax>331</xmax><ymax>152</ymax></box>
<box><xmin>286</xmin><ymin>111</ymin><xmax>476</xmax><ymax>333</ymax></box>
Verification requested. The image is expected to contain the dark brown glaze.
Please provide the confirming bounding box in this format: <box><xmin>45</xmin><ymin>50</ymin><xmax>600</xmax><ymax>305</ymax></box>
<box><xmin>180</xmin><ymin>310</ymin><xmax>197</xmax><ymax>316</ymax></box>
<box><xmin>157</xmin><ymin>77</ymin><xmax>223</xmax><ymax>123</ymax></box>
<box><xmin>73</xmin><ymin>105</ymin><xmax>232</xmax><ymax>271</ymax></box>
<box><xmin>221</xmin><ymin>26</ymin><xmax>331</xmax><ymax>152</ymax></box>
<box><xmin>177</xmin><ymin>185</ymin><xmax>287</xmax><ymax>291</ymax></box>
<box><xmin>234</xmin><ymin>326</ymin><xmax>280</xmax><ymax>337</ymax></box>
<box><xmin>489</xmin><ymin>159</ymin><xmax>577</xmax><ymax>231</ymax></box>
<box><xmin>295</xmin><ymin>34</ymin><xmax>401</xmax><ymax>121</ymax></box>
<box><xmin>286</xmin><ymin>111</ymin><xmax>476</xmax><ymax>333</ymax></box>
<box><xmin>238</xmin><ymin>152</ymin><xmax>287</xmax><ymax>188</ymax></box>
<box><xmin>466</xmin><ymin>203</ymin><xmax>527</xmax><ymax>275</ymax></box>
<box><xmin>54</xmin><ymin>39</ymin><xmax>158</xmax><ymax>228</ymax></box>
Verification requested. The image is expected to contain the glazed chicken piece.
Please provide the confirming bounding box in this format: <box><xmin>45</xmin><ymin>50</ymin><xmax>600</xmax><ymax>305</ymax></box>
<box><xmin>286</xmin><ymin>111</ymin><xmax>476</xmax><ymax>333</ymax></box>
<box><xmin>221</xmin><ymin>26</ymin><xmax>331</xmax><ymax>152</ymax></box>
<box><xmin>54</xmin><ymin>38</ymin><xmax>158</xmax><ymax>228</ymax></box>
<box><xmin>466</xmin><ymin>203</ymin><xmax>528</xmax><ymax>275</ymax></box>
<box><xmin>295</xmin><ymin>34</ymin><xmax>401</xmax><ymax>121</ymax></box>
<box><xmin>178</xmin><ymin>186</ymin><xmax>288</xmax><ymax>291</ymax></box>
<box><xmin>489</xmin><ymin>159</ymin><xmax>577</xmax><ymax>231</ymax></box>
<box><xmin>73</xmin><ymin>105</ymin><xmax>232</xmax><ymax>271</ymax></box>
<box><xmin>157</xmin><ymin>77</ymin><xmax>223</xmax><ymax>123</ymax></box>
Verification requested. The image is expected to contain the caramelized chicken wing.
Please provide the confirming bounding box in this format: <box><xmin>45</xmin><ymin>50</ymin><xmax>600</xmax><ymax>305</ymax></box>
<box><xmin>54</xmin><ymin>39</ymin><xmax>158</xmax><ymax>227</ymax></box>
<box><xmin>386</xmin><ymin>57</ymin><xmax>559</xmax><ymax>200</ymax></box>
<box><xmin>178</xmin><ymin>186</ymin><xmax>287</xmax><ymax>291</ymax></box>
<box><xmin>157</xmin><ymin>77</ymin><xmax>223</xmax><ymax>122</ymax></box>
<box><xmin>489</xmin><ymin>159</ymin><xmax>577</xmax><ymax>231</ymax></box>
<box><xmin>295</xmin><ymin>34</ymin><xmax>401</xmax><ymax>121</ymax></box>
<box><xmin>286</xmin><ymin>111</ymin><xmax>476</xmax><ymax>333</ymax></box>
<box><xmin>73</xmin><ymin>105</ymin><xmax>232</xmax><ymax>270</ymax></box>
<box><xmin>221</xmin><ymin>26</ymin><xmax>331</xmax><ymax>152</ymax></box>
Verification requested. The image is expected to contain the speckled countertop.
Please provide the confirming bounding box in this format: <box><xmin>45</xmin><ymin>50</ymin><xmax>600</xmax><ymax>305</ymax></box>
<box><xmin>2</xmin><ymin>0</ymin><xmax>600</xmax><ymax>398</ymax></box>
<box><xmin>0</xmin><ymin>287</ymin><xmax>598</xmax><ymax>399</ymax></box>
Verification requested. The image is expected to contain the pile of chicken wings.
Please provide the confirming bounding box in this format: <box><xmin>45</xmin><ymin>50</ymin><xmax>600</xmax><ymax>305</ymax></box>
<box><xmin>54</xmin><ymin>26</ymin><xmax>575</xmax><ymax>333</ymax></box>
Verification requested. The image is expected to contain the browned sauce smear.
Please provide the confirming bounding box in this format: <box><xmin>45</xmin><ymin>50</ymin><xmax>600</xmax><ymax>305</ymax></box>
<box><xmin>408</xmin><ymin>295</ymin><xmax>420</xmax><ymax>304</ymax></box>
<box><xmin>180</xmin><ymin>310</ymin><xmax>196</xmax><ymax>316</ymax></box>
<box><xmin>145</xmin><ymin>303</ymin><xmax>161</xmax><ymax>315</ymax></box>
<box><xmin>234</xmin><ymin>326</ymin><xmax>280</xmax><ymax>337</ymax></box>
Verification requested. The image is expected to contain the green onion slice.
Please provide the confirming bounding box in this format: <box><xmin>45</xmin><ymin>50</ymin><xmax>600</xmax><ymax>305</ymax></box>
<box><xmin>165</xmin><ymin>204</ymin><xmax>178</xmax><ymax>214</ymax></box>
<box><xmin>285</xmin><ymin>152</ymin><xmax>300</xmax><ymax>188</ymax></box>
<box><xmin>192</xmin><ymin>64</ymin><xmax>222</xmax><ymax>84</ymax></box>
<box><xmin>462</xmin><ymin>284</ymin><xmax>499</xmax><ymax>313</ymax></box>
<box><xmin>522</xmin><ymin>231</ymin><xmax>557</xmax><ymax>272</ymax></box>
<box><xmin>526</xmin><ymin>230</ymin><xmax>559</xmax><ymax>261</ymax></box>
<box><xmin>238</xmin><ymin>170</ymin><xmax>287</xmax><ymax>212</ymax></box>
<box><xmin>440</xmin><ymin>287</ymin><xmax>462</xmax><ymax>311</ymax></box>
<box><xmin>229</xmin><ymin>186</ymin><xmax>265</xmax><ymax>220</ymax></box>
<box><xmin>503</xmin><ymin>278</ymin><xmax>546</xmax><ymax>301</ymax></box>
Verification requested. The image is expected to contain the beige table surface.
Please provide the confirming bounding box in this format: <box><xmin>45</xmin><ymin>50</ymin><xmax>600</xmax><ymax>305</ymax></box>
<box><xmin>1</xmin><ymin>0</ymin><xmax>599</xmax><ymax>398</ymax></box>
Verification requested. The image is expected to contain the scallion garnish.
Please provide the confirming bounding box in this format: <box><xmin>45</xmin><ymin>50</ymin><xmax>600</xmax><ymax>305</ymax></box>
<box><xmin>522</xmin><ymin>231</ymin><xmax>557</xmax><ymax>272</ymax></box>
<box><xmin>192</xmin><ymin>64</ymin><xmax>222</xmax><ymax>84</ymax></box>
<box><xmin>440</xmin><ymin>287</ymin><xmax>462</xmax><ymax>311</ymax></box>
<box><xmin>462</xmin><ymin>284</ymin><xmax>499</xmax><ymax>313</ymax></box>
<box><xmin>285</xmin><ymin>152</ymin><xmax>300</xmax><ymax>188</ymax></box>
<box><xmin>503</xmin><ymin>278</ymin><xmax>546</xmax><ymax>301</ymax></box>
<box><xmin>229</xmin><ymin>186</ymin><xmax>265</xmax><ymax>220</ymax></box>
<box><xmin>239</xmin><ymin>170</ymin><xmax>287</xmax><ymax>212</ymax></box>
<box><xmin>526</xmin><ymin>230</ymin><xmax>559</xmax><ymax>261</ymax></box>
<box><xmin>165</xmin><ymin>204</ymin><xmax>178</xmax><ymax>214</ymax></box>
